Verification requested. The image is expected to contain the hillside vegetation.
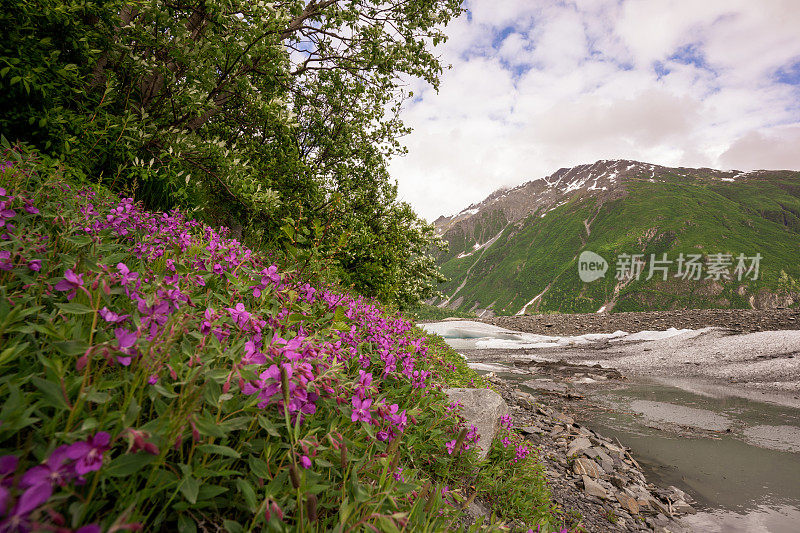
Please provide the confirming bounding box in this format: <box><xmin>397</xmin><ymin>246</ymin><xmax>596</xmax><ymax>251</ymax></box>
<box><xmin>0</xmin><ymin>153</ymin><xmax>563</xmax><ymax>531</ymax></box>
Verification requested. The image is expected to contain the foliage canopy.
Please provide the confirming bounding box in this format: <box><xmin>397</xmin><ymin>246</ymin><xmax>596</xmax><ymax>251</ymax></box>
<box><xmin>0</xmin><ymin>0</ymin><xmax>460</xmax><ymax>306</ymax></box>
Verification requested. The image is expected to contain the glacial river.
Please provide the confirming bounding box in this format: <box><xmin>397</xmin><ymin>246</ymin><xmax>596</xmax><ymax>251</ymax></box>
<box><xmin>422</xmin><ymin>320</ymin><xmax>800</xmax><ymax>533</ymax></box>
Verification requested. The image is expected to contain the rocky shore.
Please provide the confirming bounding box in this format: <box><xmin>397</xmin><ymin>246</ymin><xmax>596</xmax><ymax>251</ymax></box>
<box><xmin>482</xmin><ymin>308</ymin><xmax>800</xmax><ymax>336</ymax></box>
<box><xmin>489</xmin><ymin>374</ymin><xmax>695</xmax><ymax>532</ymax></box>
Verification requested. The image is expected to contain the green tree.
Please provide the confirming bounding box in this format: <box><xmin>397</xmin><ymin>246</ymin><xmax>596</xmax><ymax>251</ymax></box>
<box><xmin>0</xmin><ymin>0</ymin><xmax>462</xmax><ymax>306</ymax></box>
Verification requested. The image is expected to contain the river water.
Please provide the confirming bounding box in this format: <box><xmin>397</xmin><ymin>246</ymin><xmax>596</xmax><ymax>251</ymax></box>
<box><xmin>422</xmin><ymin>321</ymin><xmax>800</xmax><ymax>533</ymax></box>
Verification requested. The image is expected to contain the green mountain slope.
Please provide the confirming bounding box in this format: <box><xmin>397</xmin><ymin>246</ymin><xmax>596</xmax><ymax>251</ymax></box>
<box><xmin>432</xmin><ymin>161</ymin><xmax>800</xmax><ymax>316</ymax></box>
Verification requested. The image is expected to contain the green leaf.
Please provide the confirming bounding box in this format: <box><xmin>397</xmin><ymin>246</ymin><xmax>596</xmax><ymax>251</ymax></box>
<box><xmin>152</xmin><ymin>383</ymin><xmax>178</xmax><ymax>398</ymax></box>
<box><xmin>223</xmin><ymin>520</ymin><xmax>243</xmax><ymax>533</ymax></box>
<box><xmin>105</xmin><ymin>453</ymin><xmax>157</xmax><ymax>478</ymax></box>
<box><xmin>235</xmin><ymin>478</ymin><xmax>257</xmax><ymax>512</ymax></box>
<box><xmin>194</xmin><ymin>414</ymin><xmax>226</xmax><ymax>438</ymax></box>
<box><xmin>31</xmin><ymin>377</ymin><xmax>69</xmax><ymax>411</ymax></box>
<box><xmin>197</xmin><ymin>484</ymin><xmax>228</xmax><ymax>500</ymax></box>
<box><xmin>248</xmin><ymin>456</ymin><xmax>270</xmax><ymax>478</ymax></box>
<box><xmin>177</xmin><ymin>514</ymin><xmax>197</xmax><ymax>533</ymax></box>
<box><xmin>197</xmin><ymin>444</ymin><xmax>240</xmax><ymax>459</ymax></box>
<box><xmin>0</xmin><ymin>342</ymin><xmax>28</xmax><ymax>368</ymax></box>
<box><xmin>53</xmin><ymin>340</ymin><xmax>90</xmax><ymax>357</ymax></box>
<box><xmin>179</xmin><ymin>473</ymin><xmax>200</xmax><ymax>504</ymax></box>
<box><xmin>257</xmin><ymin>416</ymin><xmax>280</xmax><ymax>438</ymax></box>
<box><xmin>56</xmin><ymin>303</ymin><xmax>94</xmax><ymax>315</ymax></box>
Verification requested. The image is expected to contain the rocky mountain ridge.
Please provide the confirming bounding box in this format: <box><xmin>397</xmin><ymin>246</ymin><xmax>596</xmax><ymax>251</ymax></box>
<box><xmin>434</xmin><ymin>159</ymin><xmax>779</xmax><ymax>236</ymax></box>
<box><xmin>431</xmin><ymin>159</ymin><xmax>800</xmax><ymax>316</ymax></box>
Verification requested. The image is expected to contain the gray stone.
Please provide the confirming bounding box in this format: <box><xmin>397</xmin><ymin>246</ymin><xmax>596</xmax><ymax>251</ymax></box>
<box><xmin>573</xmin><ymin>457</ymin><xmax>603</xmax><ymax>478</ymax></box>
<box><xmin>444</xmin><ymin>388</ymin><xmax>508</xmax><ymax>460</ymax></box>
<box><xmin>582</xmin><ymin>475</ymin><xmax>607</xmax><ymax>499</ymax></box>
<box><xmin>611</xmin><ymin>474</ymin><xmax>628</xmax><ymax>489</ymax></box>
<box><xmin>672</xmin><ymin>500</ymin><xmax>696</xmax><ymax>514</ymax></box>
<box><xmin>567</xmin><ymin>437</ymin><xmax>592</xmax><ymax>456</ymax></box>
<box><xmin>553</xmin><ymin>411</ymin><xmax>574</xmax><ymax>425</ymax></box>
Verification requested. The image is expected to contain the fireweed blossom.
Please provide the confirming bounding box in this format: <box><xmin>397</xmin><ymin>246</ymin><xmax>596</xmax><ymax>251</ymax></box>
<box><xmin>351</xmin><ymin>397</ymin><xmax>373</xmax><ymax>424</ymax></box>
<box><xmin>0</xmin><ymin>434</ymin><xmax>110</xmax><ymax>531</ymax></box>
<box><xmin>54</xmin><ymin>269</ymin><xmax>84</xmax><ymax>300</ymax></box>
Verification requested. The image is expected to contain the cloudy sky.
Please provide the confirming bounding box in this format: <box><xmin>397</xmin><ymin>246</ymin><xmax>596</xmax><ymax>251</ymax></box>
<box><xmin>388</xmin><ymin>0</ymin><xmax>800</xmax><ymax>221</ymax></box>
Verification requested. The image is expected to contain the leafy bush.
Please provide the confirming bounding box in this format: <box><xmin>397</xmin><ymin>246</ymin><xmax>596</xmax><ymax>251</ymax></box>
<box><xmin>0</xmin><ymin>0</ymin><xmax>457</xmax><ymax>309</ymax></box>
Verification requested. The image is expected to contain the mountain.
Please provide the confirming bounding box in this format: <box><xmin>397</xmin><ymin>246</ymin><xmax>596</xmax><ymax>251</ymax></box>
<box><xmin>431</xmin><ymin>159</ymin><xmax>800</xmax><ymax>316</ymax></box>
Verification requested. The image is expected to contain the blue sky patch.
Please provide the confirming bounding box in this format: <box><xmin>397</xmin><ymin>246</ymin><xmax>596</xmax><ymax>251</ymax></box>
<box><xmin>774</xmin><ymin>59</ymin><xmax>800</xmax><ymax>86</ymax></box>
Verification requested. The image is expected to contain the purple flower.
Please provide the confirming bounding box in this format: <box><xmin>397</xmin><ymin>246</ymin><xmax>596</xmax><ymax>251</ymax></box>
<box><xmin>350</xmin><ymin>397</ymin><xmax>372</xmax><ymax>424</ymax></box>
<box><xmin>99</xmin><ymin>307</ymin><xmax>129</xmax><ymax>324</ymax></box>
<box><xmin>226</xmin><ymin>303</ymin><xmax>250</xmax><ymax>329</ymax></box>
<box><xmin>23</xmin><ymin>202</ymin><xmax>38</xmax><ymax>215</ymax></box>
<box><xmin>114</xmin><ymin>328</ymin><xmax>137</xmax><ymax>350</ymax></box>
<box><xmin>65</xmin><ymin>432</ymin><xmax>111</xmax><ymax>475</ymax></box>
<box><xmin>445</xmin><ymin>439</ymin><xmax>457</xmax><ymax>455</ymax></box>
<box><xmin>20</xmin><ymin>445</ymin><xmax>74</xmax><ymax>490</ymax></box>
<box><xmin>299</xmin><ymin>456</ymin><xmax>311</xmax><ymax>469</ymax></box>
<box><xmin>0</xmin><ymin>206</ymin><xmax>15</xmax><ymax>228</ymax></box>
<box><xmin>148</xmin><ymin>374</ymin><xmax>158</xmax><ymax>385</ymax></box>
<box><xmin>0</xmin><ymin>456</ymin><xmax>16</xmax><ymax>479</ymax></box>
<box><xmin>26</xmin><ymin>259</ymin><xmax>41</xmax><ymax>272</ymax></box>
<box><xmin>116</xmin><ymin>262</ymin><xmax>138</xmax><ymax>286</ymax></box>
<box><xmin>0</xmin><ymin>486</ymin><xmax>8</xmax><ymax>518</ymax></box>
<box><xmin>54</xmin><ymin>269</ymin><xmax>84</xmax><ymax>300</ymax></box>
<box><xmin>0</xmin><ymin>483</ymin><xmax>52</xmax><ymax>530</ymax></box>
<box><xmin>0</xmin><ymin>251</ymin><xmax>11</xmax><ymax>271</ymax></box>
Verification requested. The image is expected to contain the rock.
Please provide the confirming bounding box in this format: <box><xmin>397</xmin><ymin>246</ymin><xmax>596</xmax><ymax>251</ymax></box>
<box><xmin>444</xmin><ymin>388</ymin><xmax>508</xmax><ymax>460</ymax></box>
<box><xmin>573</xmin><ymin>457</ymin><xmax>602</xmax><ymax>478</ymax></box>
<box><xmin>512</xmin><ymin>389</ymin><xmax>536</xmax><ymax>403</ymax></box>
<box><xmin>672</xmin><ymin>500</ymin><xmax>696</xmax><ymax>514</ymax></box>
<box><xmin>467</xmin><ymin>499</ymin><xmax>490</xmax><ymax>519</ymax></box>
<box><xmin>553</xmin><ymin>411</ymin><xmax>574</xmax><ymax>425</ymax></box>
<box><xmin>610</xmin><ymin>474</ymin><xmax>628</xmax><ymax>489</ymax></box>
<box><xmin>567</xmin><ymin>437</ymin><xmax>592</xmax><ymax>456</ymax></box>
<box><xmin>521</xmin><ymin>425</ymin><xmax>544</xmax><ymax>435</ymax></box>
<box><xmin>616</xmin><ymin>493</ymin><xmax>640</xmax><ymax>515</ymax></box>
<box><xmin>582</xmin><ymin>475</ymin><xmax>607</xmax><ymax>499</ymax></box>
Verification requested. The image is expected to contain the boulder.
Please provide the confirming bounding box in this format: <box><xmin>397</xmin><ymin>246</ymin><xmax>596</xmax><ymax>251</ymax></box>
<box><xmin>444</xmin><ymin>388</ymin><xmax>508</xmax><ymax>460</ymax></box>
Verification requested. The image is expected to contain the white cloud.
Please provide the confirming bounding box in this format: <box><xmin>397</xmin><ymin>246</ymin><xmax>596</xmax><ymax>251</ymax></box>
<box><xmin>389</xmin><ymin>0</ymin><xmax>800</xmax><ymax>220</ymax></box>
